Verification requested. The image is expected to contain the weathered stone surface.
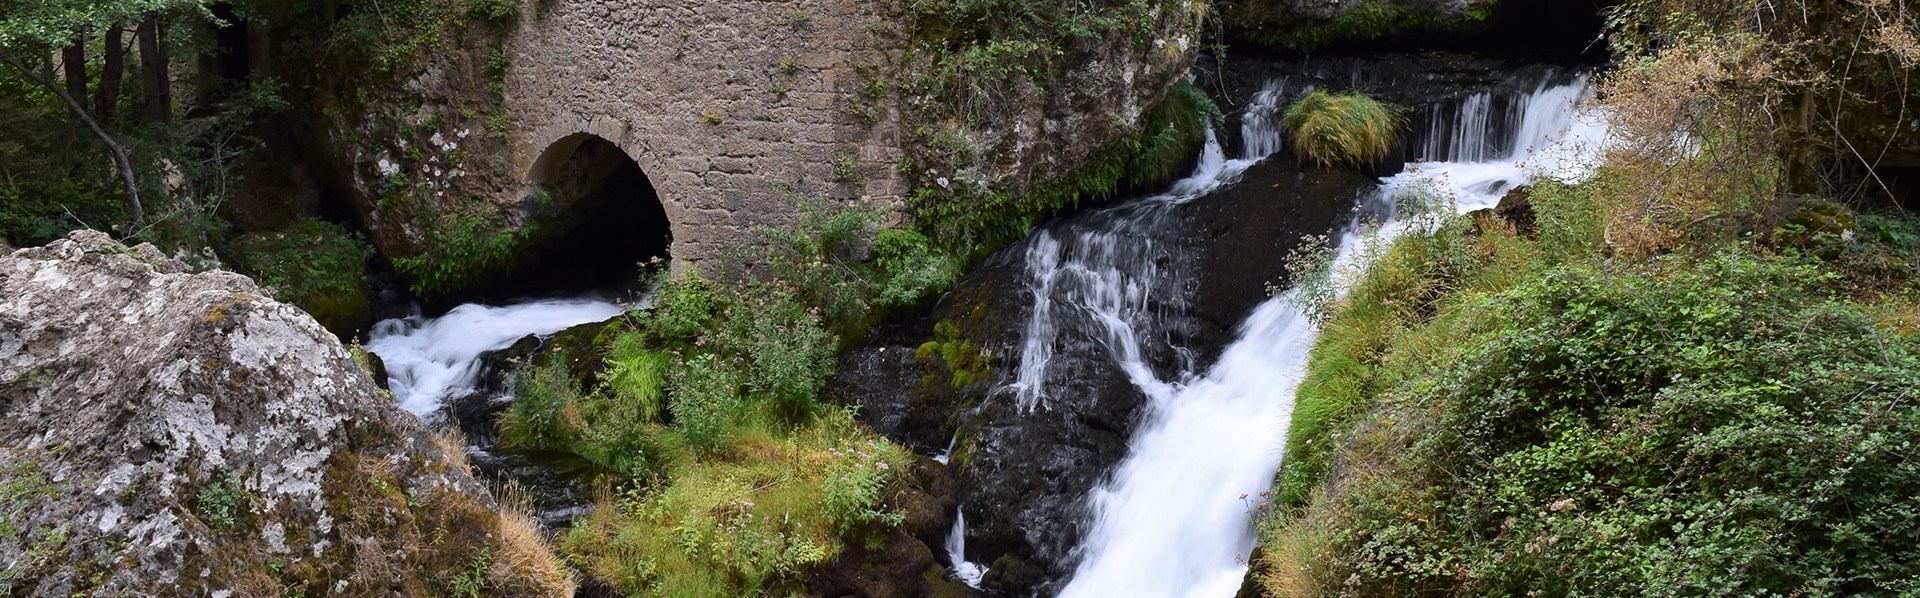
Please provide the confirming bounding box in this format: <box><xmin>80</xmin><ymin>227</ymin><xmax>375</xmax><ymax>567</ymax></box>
<box><xmin>318</xmin><ymin>0</ymin><xmax>1200</xmax><ymax>294</ymax></box>
<box><xmin>0</xmin><ymin>231</ymin><xmax>566</xmax><ymax>596</ymax></box>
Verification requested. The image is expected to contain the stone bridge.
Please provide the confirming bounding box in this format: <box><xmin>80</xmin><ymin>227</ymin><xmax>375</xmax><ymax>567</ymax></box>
<box><xmin>496</xmin><ymin>0</ymin><xmax>909</xmax><ymax>271</ymax></box>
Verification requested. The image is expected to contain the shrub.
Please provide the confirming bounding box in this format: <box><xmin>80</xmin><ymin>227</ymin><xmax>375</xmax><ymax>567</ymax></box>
<box><xmin>227</xmin><ymin>218</ymin><xmax>376</xmax><ymax>331</ymax></box>
<box><xmin>1282</xmin><ymin>90</ymin><xmax>1402</xmax><ymax>169</ymax></box>
<box><xmin>496</xmin><ymin>357</ymin><xmax>581</xmax><ymax>452</ymax></box>
<box><xmin>560</xmin><ymin>410</ymin><xmax>910</xmax><ymax>597</ymax></box>
<box><xmin>390</xmin><ymin>208</ymin><xmax>528</xmax><ymax>297</ymax></box>
<box><xmin>763</xmin><ymin>204</ymin><xmax>960</xmax><ymax>340</ymax></box>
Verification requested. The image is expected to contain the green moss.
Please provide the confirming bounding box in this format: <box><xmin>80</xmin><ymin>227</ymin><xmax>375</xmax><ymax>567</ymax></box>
<box><xmin>916</xmin><ymin>320</ymin><xmax>990</xmax><ymax>389</ymax></box>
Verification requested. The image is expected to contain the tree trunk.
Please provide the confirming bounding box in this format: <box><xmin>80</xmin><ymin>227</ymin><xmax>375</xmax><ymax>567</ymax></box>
<box><xmin>40</xmin><ymin>52</ymin><xmax>56</xmax><ymax>89</ymax></box>
<box><xmin>0</xmin><ymin>49</ymin><xmax>146</xmax><ymax>228</ymax></box>
<box><xmin>61</xmin><ymin>40</ymin><xmax>86</xmax><ymax>105</ymax></box>
<box><xmin>138</xmin><ymin>19</ymin><xmax>170</xmax><ymax>124</ymax></box>
<box><xmin>96</xmin><ymin>27</ymin><xmax>125</xmax><ymax>120</ymax></box>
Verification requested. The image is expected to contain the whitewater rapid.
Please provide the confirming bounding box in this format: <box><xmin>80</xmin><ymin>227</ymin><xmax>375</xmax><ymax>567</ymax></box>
<box><xmin>1056</xmin><ymin>75</ymin><xmax>1604</xmax><ymax>597</ymax></box>
<box><xmin>365</xmin><ymin>299</ymin><xmax>625</xmax><ymax>416</ymax></box>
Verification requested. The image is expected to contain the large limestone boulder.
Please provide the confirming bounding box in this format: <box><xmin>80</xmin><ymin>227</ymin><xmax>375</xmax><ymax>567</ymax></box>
<box><xmin>0</xmin><ymin>231</ymin><xmax>569</xmax><ymax>596</ymax></box>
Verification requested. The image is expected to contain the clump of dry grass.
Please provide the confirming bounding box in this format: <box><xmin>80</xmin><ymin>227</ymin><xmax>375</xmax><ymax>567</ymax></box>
<box><xmin>488</xmin><ymin>482</ymin><xmax>576</xmax><ymax>597</ymax></box>
<box><xmin>430</xmin><ymin>425</ymin><xmax>471</xmax><ymax>473</ymax></box>
<box><xmin>1283</xmin><ymin>90</ymin><xmax>1403</xmax><ymax>169</ymax></box>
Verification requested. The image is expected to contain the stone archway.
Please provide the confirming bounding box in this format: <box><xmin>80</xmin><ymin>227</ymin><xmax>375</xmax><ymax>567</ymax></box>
<box><xmin>507</xmin><ymin>133</ymin><xmax>672</xmax><ymax>295</ymax></box>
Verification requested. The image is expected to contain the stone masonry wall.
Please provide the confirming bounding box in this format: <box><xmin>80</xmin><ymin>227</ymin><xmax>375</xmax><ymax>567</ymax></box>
<box><xmin>502</xmin><ymin>0</ymin><xmax>906</xmax><ymax>272</ymax></box>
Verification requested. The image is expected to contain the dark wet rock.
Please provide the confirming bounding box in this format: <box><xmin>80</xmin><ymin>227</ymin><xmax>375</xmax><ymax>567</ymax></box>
<box><xmin>1495</xmin><ymin>184</ymin><xmax>1537</xmax><ymax>234</ymax></box>
<box><xmin>454</xmin><ymin>317</ymin><xmax>625</xmax><ymax>528</ymax></box>
<box><xmin>1186</xmin><ymin>159</ymin><xmax>1377</xmax><ymax>350</ymax></box>
<box><xmin>836</xmin><ymin>154</ymin><xmax>1367</xmax><ymax>594</ymax></box>
<box><xmin>0</xmin><ymin>231</ymin><xmax>567</xmax><ymax>595</ymax></box>
<box><xmin>808</xmin><ymin>455</ymin><xmax>969</xmax><ymax>598</ymax></box>
<box><xmin>981</xmin><ymin>554</ymin><xmax>1047</xmax><ymax>594</ymax></box>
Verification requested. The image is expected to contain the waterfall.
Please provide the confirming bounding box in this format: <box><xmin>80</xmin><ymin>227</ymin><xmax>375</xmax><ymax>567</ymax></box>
<box><xmin>365</xmin><ymin>299</ymin><xmax>624</xmax><ymax>416</ymax></box>
<box><xmin>1005</xmin><ymin>84</ymin><xmax>1287</xmax><ymax>412</ymax></box>
<box><xmin>1055</xmin><ymin>74</ymin><xmax>1605</xmax><ymax>597</ymax></box>
<box><xmin>946</xmin><ymin>507</ymin><xmax>988</xmax><ymax>587</ymax></box>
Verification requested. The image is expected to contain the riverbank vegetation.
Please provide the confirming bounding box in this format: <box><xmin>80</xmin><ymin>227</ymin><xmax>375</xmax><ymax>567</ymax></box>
<box><xmin>1254</xmin><ymin>0</ymin><xmax>1920</xmax><ymax>594</ymax></box>
<box><xmin>493</xmin><ymin>210</ymin><xmax>967</xmax><ymax>594</ymax></box>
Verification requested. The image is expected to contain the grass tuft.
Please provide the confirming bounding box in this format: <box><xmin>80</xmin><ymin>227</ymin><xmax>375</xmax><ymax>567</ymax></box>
<box><xmin>1282</xmin><ymin>90</ymin><xmax>1402</xmax><ymax>170</ymax></box>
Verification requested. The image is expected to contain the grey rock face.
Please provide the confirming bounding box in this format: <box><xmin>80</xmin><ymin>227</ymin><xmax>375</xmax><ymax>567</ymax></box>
<box><xmin>0</xmin><ymin>231</ymin><xmax>552</xmax><ymax>596</ymax></box>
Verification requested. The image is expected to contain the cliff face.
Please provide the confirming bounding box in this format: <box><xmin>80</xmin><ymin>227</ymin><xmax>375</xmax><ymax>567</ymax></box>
<box><xmin>0</xmin><ymin>231</ymin><xmax>568</xmax><ymax>596</ymax></box>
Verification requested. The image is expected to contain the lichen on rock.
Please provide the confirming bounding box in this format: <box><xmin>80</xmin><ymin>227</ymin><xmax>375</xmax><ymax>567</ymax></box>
<box><xmin>0</xmin><ymin>231</ymin><xmax>569</xmax><ymax>596</ymax></box>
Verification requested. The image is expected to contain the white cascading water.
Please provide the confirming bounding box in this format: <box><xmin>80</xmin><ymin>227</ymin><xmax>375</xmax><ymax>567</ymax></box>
<box><xmin>1056</xmin><ymin>74</ymin><xmax>1607</xmax><ymax>597</ymax></box>
<box><xmin>951</xmin><ymin>87</ymin><xmax>1296</xmax><ymax>584</ymax></box>
<box><xmin>365</xmin><ymin>299</ymin><xmax>625</xmax><ymax>416</ymax></box>
<box><xmin>1005</xmin><ymin>83</ymin><xmax>1292</xmax><ymax>412</ymax></box>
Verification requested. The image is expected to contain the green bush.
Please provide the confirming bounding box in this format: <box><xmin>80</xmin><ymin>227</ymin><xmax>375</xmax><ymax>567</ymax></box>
<box><xmin>560</xmin><ymin>410</ymin><xmax>910</xmax><ymax>597</ymax></box>
<box><xmin>763</xmin><ymin>204</ymin><xmax>960</xmax><ymax>341</ymax></box>
<box><xmin>1282</xmin><ymin>90</ymin><xmax>1402</xmax><ymax>169</ymax></box>
<box><xmin>1257</xmin><ymin>175</ymin><xmax>1920</xmax><ymax>594</ymax></box>
<box><xmin>391</xmin><ymin>207</ymin><xmax>528</xmax><ymax>297</ymax></box>
<box><xmin>228</xmin><ymin>218</ymin><xmax>376</xmax><ymax>331</ymax></box>
<box><xmin>1313</xmin><ymin>253</ymin><xmax>1920</xmax><ymax>594</ymax></box>
<box><xmin>497</xmin><ymin>357</ymin><xmax>581</xmax><ymax>452</ymax></box>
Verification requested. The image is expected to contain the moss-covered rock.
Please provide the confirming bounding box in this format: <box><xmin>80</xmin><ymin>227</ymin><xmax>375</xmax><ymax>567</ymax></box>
<box><xmin>0</xmin><ymin>231</ymin><xmax>569</xmax><ymax>596</ymax></box>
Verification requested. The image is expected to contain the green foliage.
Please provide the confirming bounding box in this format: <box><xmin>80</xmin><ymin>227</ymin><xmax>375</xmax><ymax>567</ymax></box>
<box><xmin>1226</xmin><ymin>0</ymin><xmax>1497</xmax><ymax>51</ymax></box>
<box><xmin>561</xmin><ymin>410</ymin><xmax>909</xmax><ymax>597</ymax></box>
<box><xmin>390</xmin><ymin>206</ymin><xmax>529</xmax><ymax>297</ymax></box>
<box><xmin>0</xmin><ymin>73</ymin><xmax>120</xmax><ymax>246</ymax></box>
<box><xmin>0</xmin><ymin>0</ymin><xmax>207</xmax><ymax>50</ymax></box>
<box><xmin>447</xmin><ymin>546</ymin><xmax>490</xmax><ymax>597</ymax></box>
<box><xmin>763</xmin><ymin>203</ymin><xmax>961</xmax><ymax>339</ymax></box>
<box><xmin>1127</xmin><ymin>80</ymin><xmax>1223</xmax><ymax>188</ymax></box>
<box><xmin>461</xmin><ymin>0</ymin><xmax>518</xmax><ymax>21</ymax></box>
<box><xmin>1313</xmin><ymin>253</ymin><xmax>1920</xmax><ymax>594</ymax></box>
<box><xmin>228</xmin><ymin>218</ymin><xmax>375</xmax><ymax>330</ymax></box>
<box><xmin>1283</xmin><ymin>89</ymin><xmax>1402</xmax><ymax>169</ymax></box>
<box><xmin>916</xmin><ymin>320</ymin><xmax>989</xmax><ymax>388</ymax></box>
<box><xmin>196</xmin><ymin>469</ymin><xmax>244</xmax><ymax>532</ymax></box>
<box><xmin>1258</xmin><ymin>153</ymin><xmax>1920</xmax><ymax>594</ymax></box>
<box><xmin>600</xmin><ymin>334</ymin><xmax>668</xmax><ymax>424</ymax></box>
<box><xmin>0</xmin><ymin>460</ymin><xmax>58</xmax><ymax>541</ymax></box>
<box><xmin>821</xmin><ymin>438</ymin><xmax>910</xmax><ymax>534</ymax></box>
<box><xmin>497</xmin><ymin>357</ymin><xmax>581</xmax><ymax>452</ymax></box>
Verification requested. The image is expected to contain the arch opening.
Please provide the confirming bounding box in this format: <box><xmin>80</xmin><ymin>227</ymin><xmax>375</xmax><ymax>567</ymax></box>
<box><xmin>490</xmin><ymin>133</ymin><xmax>671</xmax><ymax>301</ymax></box>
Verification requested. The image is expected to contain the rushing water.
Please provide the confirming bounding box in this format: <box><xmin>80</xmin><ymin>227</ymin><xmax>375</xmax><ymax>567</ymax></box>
<box><xmin>365</xmin><ymin>299</ymin><xmax>625</xmax><ymax>416</ymax></box>
<box><xmin>1054</xmin><ymin>74</ymin><xmax>1605</xmax><ymax>596</ymax></box>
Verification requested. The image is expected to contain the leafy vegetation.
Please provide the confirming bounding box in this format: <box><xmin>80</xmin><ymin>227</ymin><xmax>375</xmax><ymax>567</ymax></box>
<box><xmin>228</xmin><ymin>218</ymin><xmax>376</xmax><ymax>331</ymax></box>
<box><xmin>491</xmin><ymin>270</ymin><xmax>921</xmax><ymax>595</ymax></box>
<box><xmin>562</xmin><ymin>410</ymin><xmax>911</xmax><ymax>596</ymax></box>
<box><xmin>1221</xmin><ymin>0</ymin><xmax>1498</xmax><ymax>51</ymax></box>
<box><xmin>390</xmin><ymin>206</ymin><xmax>531</xmax><ymax>296</ymax></box>
<box><xmin>195</xmin><ymin>469</ymin><xmax>246</xmax><ymax>532</ymax></box>
<box><xmin>1253</xmin><ymin>2</ymin><xmax>1920</xmax><ymax>594</ymax></box>
<box><xmin>1283</xmin><ymin>90</ymin><xmax>1402</xmax><ymax>170</ymax></box>
<box><xmin>762</xmin><ymin>203</ymin><xmax>962</xmax><ymax>340</ymax></box>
